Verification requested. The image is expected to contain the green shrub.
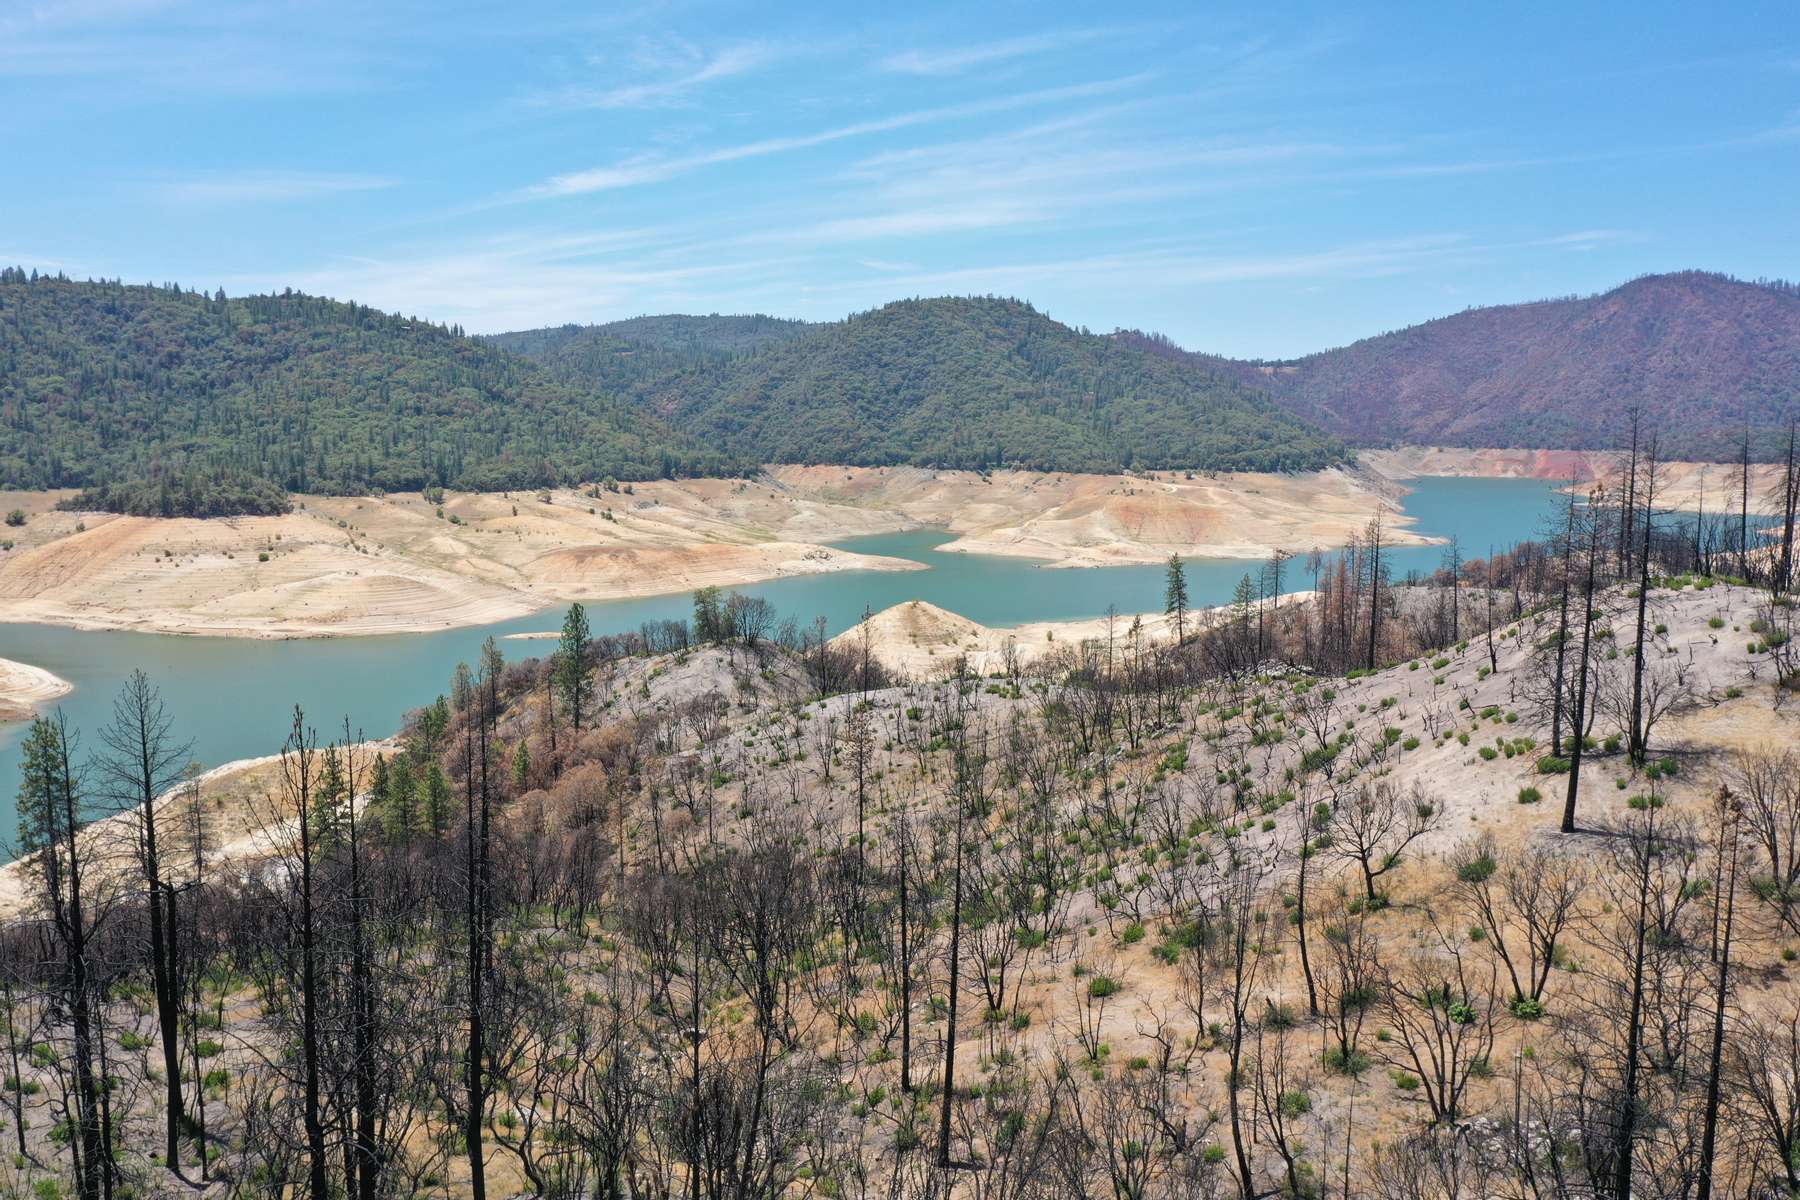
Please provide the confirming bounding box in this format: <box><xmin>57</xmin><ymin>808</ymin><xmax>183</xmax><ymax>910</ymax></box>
<box><xmin>1322</xmin><ymin>1046</ymin><xmax>1371</xmax><ymax>1074</ymax></box>
<box><xmin>1278</xmin><ymin>1090</ymin><xmax>1312</xmax><ymax>1118</ymax></box>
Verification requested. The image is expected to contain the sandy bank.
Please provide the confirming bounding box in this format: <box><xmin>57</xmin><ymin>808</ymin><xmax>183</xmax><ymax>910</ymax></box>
<box><xmin>830</xmin><ymin>594</ymin><xmax>1317</xmax><ymax>678</ymax></box>
<box><xmin>1360</xmin><ymin>446</ymin><xmax>1787</xmax><ymax>513</ymax></box>
<box><xmin>768</xmin><ymin>464</ymin><xmax>1428</xmax><ymax>566</ymax></box>
<box><xmin>0</xmin><ymin>458</ymin><xmax>1541</xmax><ymax>641</ymax></box>
<box><xmin>0</xmin><ymin>656</ymin><xmax>73</xmax><ymax>722</ymax></box>
<box><xmin>0</xmin><ymin>742</ymin><xmax>394</xmax><ymax>916</ymax></box>
<box><xmin>0</xmin><ymin>482</ymin><xmax>920</xmax><ymax>639</ymax></box>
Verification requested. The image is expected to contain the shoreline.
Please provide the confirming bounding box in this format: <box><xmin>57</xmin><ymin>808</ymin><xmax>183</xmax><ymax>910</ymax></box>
<box><xmin>0</xmin><ymin>449</ymin><xmax>1713</xmax><ymax>642</ymax></box>
<box><xmin>0</xmin><ymin>656</ymin><xmax>73</xmax><ymax>722</ymax></box>
<box><xmin>0</xmin><ymin>546</ymin><xmax>929</xmax><ymax>642</ymax></box>
<box><xmin>830</xmin><ymin>593</ymin><xmax>1323</xmax><ymax>677</ymax></box>
<box><xmin>0</xmin><ymin>743</ymin><xmax>393</xmax><ymax>913</ymax></box>
<box><xmin>1360</xmin><ymin>445</ymin><xmax>1788</xmax><ymax>513</ymax></box>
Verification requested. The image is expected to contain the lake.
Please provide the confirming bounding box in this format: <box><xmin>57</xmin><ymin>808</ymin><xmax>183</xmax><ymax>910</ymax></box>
<box><xmin>0</xmin><ymin>475</ymin><xmax>1563</xmax><ymax>846</ymax></box>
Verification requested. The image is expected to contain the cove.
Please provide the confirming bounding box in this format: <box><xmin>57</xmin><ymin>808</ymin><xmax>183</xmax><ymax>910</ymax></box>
<box><xmin>0</xmin><ymin>475</ymin><xmax>1563</xmax><ymax>847</ymax></box>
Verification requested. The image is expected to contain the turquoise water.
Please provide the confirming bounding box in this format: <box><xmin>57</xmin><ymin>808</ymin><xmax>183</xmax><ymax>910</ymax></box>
<box><xmin>0</xmin><ymin>476</ymin><xmax>1562</xmax><ymax>847</ymax></box>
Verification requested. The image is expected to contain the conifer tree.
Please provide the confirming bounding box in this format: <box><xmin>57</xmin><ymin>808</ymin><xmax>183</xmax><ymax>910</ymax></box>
<box><xmin>1164</xmin><ymin>553</ymin><xmax>1189</xmax><ymax>643</ymax></box>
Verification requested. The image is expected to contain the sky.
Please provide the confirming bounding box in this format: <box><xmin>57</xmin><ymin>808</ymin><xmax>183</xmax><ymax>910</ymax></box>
<box><xmin>2</xmin><ymin>0</ymin><xmax>1797</xmax><ymax>358</ymax></box>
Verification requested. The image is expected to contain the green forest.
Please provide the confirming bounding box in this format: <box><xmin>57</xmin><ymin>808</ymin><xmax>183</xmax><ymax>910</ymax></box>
<box><xmin>2</xmin><ymin>275</ymin><xmax>1350</xmax><ymax>517</ymax></box>
<box><xmin>0</xmin><ymin>271</ymin><xmax>746</xmax><ymax>504</ymax></box>
<box><xmin>57</xmin><ymin>465</ymin><xmax>293</xmax><ymax>517</ymax></box>
<box><xmin>489</xmin><ymin>312</ymin><xmax>814</xmax><ymax>359</ymax></box>
<box><xmin>503</xmin><ymin>296</ymin><xmax>1349</xmax><ymax>473</ymax></box>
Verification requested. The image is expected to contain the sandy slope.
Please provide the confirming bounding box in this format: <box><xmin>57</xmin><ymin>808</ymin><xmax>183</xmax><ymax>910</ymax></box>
<box><xmin>0</xmin><ymin>744</ymin><xmax>393</xmax><ymax>917</ymax></box>
<box><xmin>8</xmin><ymin>449</ymin><xmax>1762</xmax><ymax>640</ymax></box>
<box><xmin>829</xmin><ymin>595</ymin><xmax>1323</xmax><ymax>677</ymax></box>
<box><xmin>826</xmin><ymin>600</ymin><xmax>1179</xmax><ymax>677</ymax></box>
<box><xmin>0</xmin><ymin>467</ymin><xmax>1409</xmax><ymax>639</ymax></box>
<box><xmin>766</xmin><ymin>464</ymin><xmax>1426</xmax><ymax>565</ymax></box>
<box><xmin>1361</xmin><ymin>445</ymin><xmax>1788</xmax><ymax>513</ymax></box>
<box><xmin>0</xmin><ymin>483</ymin><xmax>920</xmax><ymax>639</ymax></box>
<box><xmin>0</xmin><ymin>656</ymin><xmax>72</xmax><ymax>722</ymax></box>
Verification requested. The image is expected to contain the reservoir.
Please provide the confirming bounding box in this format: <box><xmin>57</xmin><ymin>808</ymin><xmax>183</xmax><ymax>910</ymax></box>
<box><xmin>0</xmin><ymin>476</ymin><xmax>1562</xmax><ymax>846</ymax></box>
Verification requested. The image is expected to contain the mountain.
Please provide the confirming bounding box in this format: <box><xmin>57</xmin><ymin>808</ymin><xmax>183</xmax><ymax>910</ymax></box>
<box><xmin>15</xmin><ymin>268</ymin><xmax>1788</xmax><ymax>510</ymax></box>
<box><xmin>1133</xmin><ymin>271</ymin><xmax>1800</xmax><ymax>461</ymax></box>
<box><xmin>0</xmin><ymin>271</ymin><xmax>742</xmax><ymax>498</ymax></box>
<box><xmin>489</xmin><ymin>313</ymin><xmax>814</xmax><ymax>360</ymax></box>
<box><xmin>504</xmin><ymin>296</ymin><xmax>1348</xmax><ymax>474</ymax></box>
<box><xmin>480</xmin><ymin>314</ymin><xmax>819</xmax><ymax>430</ymax></box>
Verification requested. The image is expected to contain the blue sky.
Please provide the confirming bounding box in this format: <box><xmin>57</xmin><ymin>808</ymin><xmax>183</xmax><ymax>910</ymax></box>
<box><xmin>2</xmin><ymin>1</ymin><xmax>1796</xmax><ymax>357</ymax></box>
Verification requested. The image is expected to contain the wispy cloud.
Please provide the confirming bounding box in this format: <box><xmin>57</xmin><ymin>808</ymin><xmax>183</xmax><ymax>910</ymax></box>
<box><xmin>251</xmin><ymin>228</ymin><xmax>806</xmax><ymax>333</ymax></box>
<box><xmin>144</xmin><ymin>170</ymin><xmax>397</xmax><ymax>205</ymax></box>
<box><xmin>520</xmin><ymin>74</ymin><xmax>1153</xmax><ymax>199</ymax></box>
<box><xmin>1526</xmin><ymin>229</ymin><xmax>1645</xmax><ymax>251</ymax></box>
<box><xmin>1731</xmin><ymin>115</ymin><xmax>1800</xmax><ymax>146</ymax></box>
<box><xmin>247</xmin><ymin>227</ymin><xmax>1483</xmax><ymax>336</ymax></box>
<box><xmin>804</xmin><ymin>235</ymin><xmax>1479</xmax><ymax>301</ymax></box>
<box><xmin>0</xmin><ymin>0</ymin><xmax>403</xmax><ymax>92</ymax></box>
<box><xmin>526</xmin><ymin>40</ymin><xmax>774</xmax><ymax>110</ymax></box>
<box><xmin>0</xmin><ymin>0</ymin><xmax>176</xmax><ymax>38</ymax></box>
<box><xmin>880</xmin><ymin>28</ymin><xmax>1123</xmax><ymax>76</ymax></box>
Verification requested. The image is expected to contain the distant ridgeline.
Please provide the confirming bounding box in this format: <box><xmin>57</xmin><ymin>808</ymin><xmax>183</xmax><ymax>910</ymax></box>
<box><xmin>0</xmin><ymin>270</ymin><xmax>746</xmax><ymax>514</ymax></box>
<box><xmin>9</xmin><ymin>268</ymin><xmax>1793</xmax><ymax>520</ymax></box>
<box><xmin>0</xmin><ymin>276</ymin><xmax>1348</xmax><ymax>516</ymax></box>
<box><xmin>1125</xmin><ymin>271</ymin><xmax>1800</xmax><ymax>462</ymax></box>
<box><xmin>491</xmin><ymin>297</ymin><xmax>1348</xmax><ymax>474</ymax></box>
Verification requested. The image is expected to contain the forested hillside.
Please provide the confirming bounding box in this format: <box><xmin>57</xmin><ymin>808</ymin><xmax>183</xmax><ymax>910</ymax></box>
<box><xmin>0</xmin><ymin>270</ymin><xmax>743</xmax><ymax>499</ymax></box>
<box><xmin>1134</xmin><ymin>271</ymin><xmax>1800</xmax><ymax>460</ymax></box>
<box><xmin>488</xmin><ymin>312</ymin><xmax>813</xmax><ymax>359</ymax></box>
<box><xmin>506</xmin><ymin>297</ymin><xmax>1348</xmax><ymax>473</ymax></box>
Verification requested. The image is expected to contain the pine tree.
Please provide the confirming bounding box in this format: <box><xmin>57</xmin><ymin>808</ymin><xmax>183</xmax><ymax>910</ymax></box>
<box><xmin>314</xmin><ymin>742</ymin><xmax>347</xmax><ymax>848</ymax></box>
<box><xmin>424</xmin><ymin>763</ymin><xmax>451</xmax><ymax>837</ymax></box>
<box><xmin>1164</xmin><ymin>553</ymin><xmax>1189</xmax><ymax>643</ymax></box>
<box><xmin>555</xmin><ymin>602</ymin><xmax>591</xmax><ymax>732</ymax></box>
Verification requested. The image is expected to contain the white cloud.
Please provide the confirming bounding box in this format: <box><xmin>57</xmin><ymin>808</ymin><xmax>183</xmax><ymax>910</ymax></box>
<box><xmin>521</xmin><ymin>74</ymin><xmax>1151</xmax><ymax>199</ymax></box>
<box><xmin>879</xmin><ymin>28</ymin><xmax>1122</xmax><ymax>76</ymax></box>
<box><xmin>0</xmin><ymin>0</ymin><xmax>174</xmax><ymax>38</ymax></box>
<box><xmin>527</xmin><ymin>41</ymin><xmax>774</xmax><ymax>110</ymax></box>
<box><xmin>1526</xmin><ymin>229</ymin><xmax>1645</xmax><ymax>251</ymax></box>
<box><xmin>145</xmin><ymin>171</ymin><xmax>397</xmax><ymax>205</ymax></box>
<box><xmin>244</xmin><ymin>228</ymin><xmax>806</xmax><ymax>333</ymax></box>
<box><xmin>802</xmin><ymin>235</ymin><xmax>1480</xmax><ymax>300</ymax></box>
<box><xmin>0</xmin><ymin>1</ymin><xmax>404</xmax><ymax>92</ymax></box>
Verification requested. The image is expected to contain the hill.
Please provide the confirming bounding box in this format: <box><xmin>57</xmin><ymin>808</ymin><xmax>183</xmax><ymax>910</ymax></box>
<box><xmin>1128</xmin><ymin>271</ymin><xmax>1800</xmax><ymax>460</ymax></box>
<box><xmin>487</xmin><ymin>312</ymin><xmax>814</xmax><ymax>359</ymax></box>
<box><xmin>507</xmin><ymin>296</ymin><xmax>1348</xmax><ymax>473</ymax></box>
<box><xmin>478</xmin><ymin>315</ymin><xmax>818</xmax><ymax>429</ymax></box>
<box><xmin>0</xmin><ymin>270</ymin><xmax>743</xmax><ymax>499</ymax></box>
